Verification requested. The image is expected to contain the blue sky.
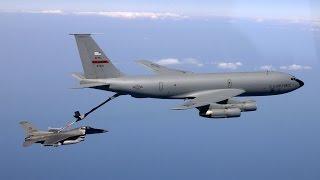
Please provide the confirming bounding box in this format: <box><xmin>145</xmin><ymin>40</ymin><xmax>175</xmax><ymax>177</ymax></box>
<box><xmin>1</xmin><ymin>0</ymin><xmax>320</xmax><ymax>19</ymax></box>
<box><xmin>0</xmin><ymin>1</ymin><xmax>319</xmax><ymax>180</ymax></box>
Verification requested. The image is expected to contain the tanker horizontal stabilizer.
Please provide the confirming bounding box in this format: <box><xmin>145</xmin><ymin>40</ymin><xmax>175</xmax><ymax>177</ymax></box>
<box><xmin>71</xmin><ymin>82</ymin><xmax>108</xmax><ymax>89</ymax></box>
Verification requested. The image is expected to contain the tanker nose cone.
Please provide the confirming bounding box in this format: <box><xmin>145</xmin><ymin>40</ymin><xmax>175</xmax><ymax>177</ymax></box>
<box><xmin>295</xmin><ymin>78</ymin><xmax>304</xmax><ymax>87</ymax></box>
<box><xmin>85</xmin><ymin>127</ymin><xmax>108</xmax><ymax>134</ymax></box>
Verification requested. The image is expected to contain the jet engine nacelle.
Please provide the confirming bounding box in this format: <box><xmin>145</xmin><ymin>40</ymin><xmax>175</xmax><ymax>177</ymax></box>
<box><xmin>200</xmin><ymin>108</ymin><xmax>241</xmax><ymax>118</ymax></box>
<box><xmin>62</xmin><ymin>136</ymin><xmax>85</xmax><ymax>145</ymax></box>
<box><xmin>224</xmin><ymin>99</ymin><xmax>257</xmax><ymax>112</ymax></box>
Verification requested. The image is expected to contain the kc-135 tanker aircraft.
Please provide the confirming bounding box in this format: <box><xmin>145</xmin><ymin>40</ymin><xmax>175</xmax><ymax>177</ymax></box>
<box><xmin>71</xmin><ymin>34</ymin><xmax>304</xmax><ymax>119</ymax></box>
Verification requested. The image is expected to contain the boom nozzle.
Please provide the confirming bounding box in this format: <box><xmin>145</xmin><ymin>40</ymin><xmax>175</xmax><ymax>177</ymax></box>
<box><xmin>74</xmin><ymin>111</ymin><xmax>85</xmax><ymax>122</ymax></box>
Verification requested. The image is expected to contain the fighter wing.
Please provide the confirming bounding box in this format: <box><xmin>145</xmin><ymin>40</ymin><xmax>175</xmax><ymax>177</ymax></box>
<box><xmin>172</xmin><ymin>89</ymin><xmax>245</xmax><ymax>110</ymax></box>
<box><xmin>43</xmin><ymin>134</ymin><xmax>76</xmax><ymax>145</ymax></box>
<box><xmin>137</xmin><ymin>60</ymin><xmax>193</xmax><ymax>75</ymax></box>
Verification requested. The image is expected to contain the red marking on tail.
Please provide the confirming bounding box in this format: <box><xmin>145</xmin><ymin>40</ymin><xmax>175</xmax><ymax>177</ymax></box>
<box><xmin>92</xmin><ymin>59</ymin><xmax>109</xmax><ymax>64</ymax></box>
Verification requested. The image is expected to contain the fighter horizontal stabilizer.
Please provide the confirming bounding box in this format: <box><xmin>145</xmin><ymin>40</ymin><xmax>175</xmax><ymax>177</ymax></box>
<box><xmin>23</xmin><ymin>140</ymin><xmax>35</xmax><ymax>147</ymax></box>
<box><xmin>20</xmin><ymin>121</ymin><xmax>38</xmax><ymax>136</ymax></box>
<box><xmin>172</xmin><ymin>89</ymin><xmax>245</xmax><ymax>110</ymax></box>
<box><xmin>137</xmin><ymin>60</ymin><xmax>193</xmax><ymax>75</ymax></box>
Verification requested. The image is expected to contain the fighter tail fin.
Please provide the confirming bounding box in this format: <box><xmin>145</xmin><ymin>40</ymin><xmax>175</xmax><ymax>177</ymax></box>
<box><xmin>20</xmin><ymin>121</ymin><xmax>38</xmax><ymax>136</ymax></box>
<box><xmin>71</xmin><ymin>34</ymin><xmax>123</xmax><ymax>79</ymax></box>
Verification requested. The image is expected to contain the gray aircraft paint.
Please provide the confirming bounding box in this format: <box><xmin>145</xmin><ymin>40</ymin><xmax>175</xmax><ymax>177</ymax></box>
<box><xmin>73</xmin><ymin>34</ymin><xmax>122</xmax><ymax>79</ymax></box>
<box><xmin>71</xmin><ymin>34</ymin><xmax>304</xmax><ymax>118</ymax></box>
<box><xmin>98</xmin><ymin>72</ymin><xmax>302</xmax><ymax>98</ymax></box>
<box><xmin>20</xmin><ymin>121</ymin><xmax>107</xmax><ymax>147</ymax></box>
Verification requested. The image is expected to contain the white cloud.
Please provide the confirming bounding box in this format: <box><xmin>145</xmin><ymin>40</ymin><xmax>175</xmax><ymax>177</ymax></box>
<box><xmin>3</xmin><ymin>9</ymin><xmax>318</xmax><ymax>27</ymax></box>
<box><xmin>184</xmin><ymin>58</ymin><xmax>203</xmax><ymax>67</ymax></box>
<box><xmin>73</xmin><ymin>11</ymin><xmax>187</xmax><ymax>20</ymax></box>
<box><xmin>314</xmin><ymin>21</ymin><xmax>320</xmax><ymax>28</ymax></box>
<box><xmin>310</xmin><ymin>27</ymin><xmax>320</xmax><ymax>32</ymax></box>
<box><xmin>216</xmin><ymin>62</ymin><xmax>242</xmax><ymax>70</ymax></box>
<box><xmin>156</xmin><ymin>58</ymin><xmax>203</xmax><ymax>67</ymax></box>
<box><xmin>254</xmin><ymin>17</ymin><xmax>265</xmax><ymax>23</ymax></box>
<box><xmin>156</xmin><ymin>58</ymin><xmax>181</xmax><ymax>65</ymax></box>
<box><xmin>260</xmin><ymin>65</ymin><xmax>275</xmax><ymax>71</ymax></box>
<box><xmin>23</xmin><ymin>9</ymin><xmax>64</xmax><ymax>14</ymax></box>
<box><xmin>225</xmin><ymin>15</ymin><xmax>320</xmax><ymax>32</ymax></box>
<box><xmin>4</xmin><ymin>10</ymin><xmax>186</xmax><ymax>20</ymax></box>
<box><xmin>280</xmin><ymin>64</ymin><xmax>312</xmax><ymax>71</ymax></box>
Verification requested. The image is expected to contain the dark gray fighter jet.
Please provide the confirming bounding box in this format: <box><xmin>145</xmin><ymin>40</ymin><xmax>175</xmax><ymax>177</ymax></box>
<box><xmin>70</xmin><ymin>34</ymin><xmax>304</xmax><ymax>118</ymax></box>
<box><xmin>20</xmin><ymin>121</ymin><xmax>107</xmax><ymax>147</ymax></box>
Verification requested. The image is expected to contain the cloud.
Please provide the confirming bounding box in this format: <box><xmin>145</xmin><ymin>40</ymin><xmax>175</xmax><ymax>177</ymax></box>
<box><xmin>260</xmin><ymin>65</ymin><xmax>275</xmax><ymax>71</ymax></box>
<box><xmin>259</xmin><ymin>64</ymin><xmax>312</xmax><ymax>71</ymax></box>
<box><xmin>254</xmin><ymin>17</ymin><xmax>265</xmax><ymax>23</ymax></box>
<box><xmin>3</xmin><ymin>10</ymin><xmax>187</xmax><ymax>20</ymax></box>
<box><xmin>310</xmin><ymin>27</ymin><xmax>320</xmax><ymax>32</ymax></box>
<box><xmin>156</xmin><ymin>58</ymin><xmax>181</xmax><ymax>65</ymax></box>
<box><xmin>23</xmin><ymin>9</ymin><xmax>64</xmax><ymax>14</ymax></box>
<box><xmin>183</xmin><ymin>58</ymin><xmax>203</xmax><ymax>67</ymax></box>
<box><xmin>3</xmin><ymin>9</ymin><xmax>319</xmax><ymax>32</ymax></box>
<box><xmin>313</xmin><ymin>21</ymin><xmax>320</xmax><ymax>28</ymax></box>
<box><xmin>156</xmin><ymin>58</ymin><xmax>203</xmax><ymax>67</ymax></box>
<box><xmin>225</xmin><ymin>15</ymin><xmax>320</xmax><ymax>32</ymax></box>
<box><xmin>3</xmin><ymin>9</ymin><xmax>318</xmax><ymax>27</ymax></box>
<box><xmin>216</xmin><ymin>62</ymin><xmax>242</xmax><ymax>70</ymax></box>
<box><xmin>280</xmin><ymin>64</ymin><xmax>312</xmax><ymax>71</ymax></box>
<box><xmin>73</xmin><ymin>11</ymin><xmax>187</xmax><ymax>20</ymax></box>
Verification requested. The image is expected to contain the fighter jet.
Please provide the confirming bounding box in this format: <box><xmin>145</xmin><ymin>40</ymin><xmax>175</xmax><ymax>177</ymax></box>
<box><xmin>20</xmin><ymin>121</ymin><xmax>107</xmax><ymax>147</ymax></box>
<box><xmin>70</xmin><ymin>34</ymin><xmax>304</xmax><ymax>118</ymax></box>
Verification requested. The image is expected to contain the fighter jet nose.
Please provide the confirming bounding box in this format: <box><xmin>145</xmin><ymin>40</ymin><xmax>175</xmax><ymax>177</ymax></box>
<box><xmin>85</xmin><ymin>127</ymin><xmax>108</xmax><ymax>134</ymax></box>
<box><xmin>296</xmin><ymin>78</ymin><xmax>304</xmax><ymax>87</ymax></box>
<box><xmin>102</xmin><ymin>129</ymin><xmax>108</xmax><ymax>133</ymax></box>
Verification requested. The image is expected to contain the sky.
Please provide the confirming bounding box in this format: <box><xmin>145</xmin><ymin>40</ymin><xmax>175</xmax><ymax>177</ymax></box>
<box><xmin>1</xmin><ymin>0</ymin><xmax>320</xmax><ymax>19</ymax></box>
<box><xmin>0</xmin><ymin>1</ymin><xmax>320</xmax><ymax>180</ymax></box>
